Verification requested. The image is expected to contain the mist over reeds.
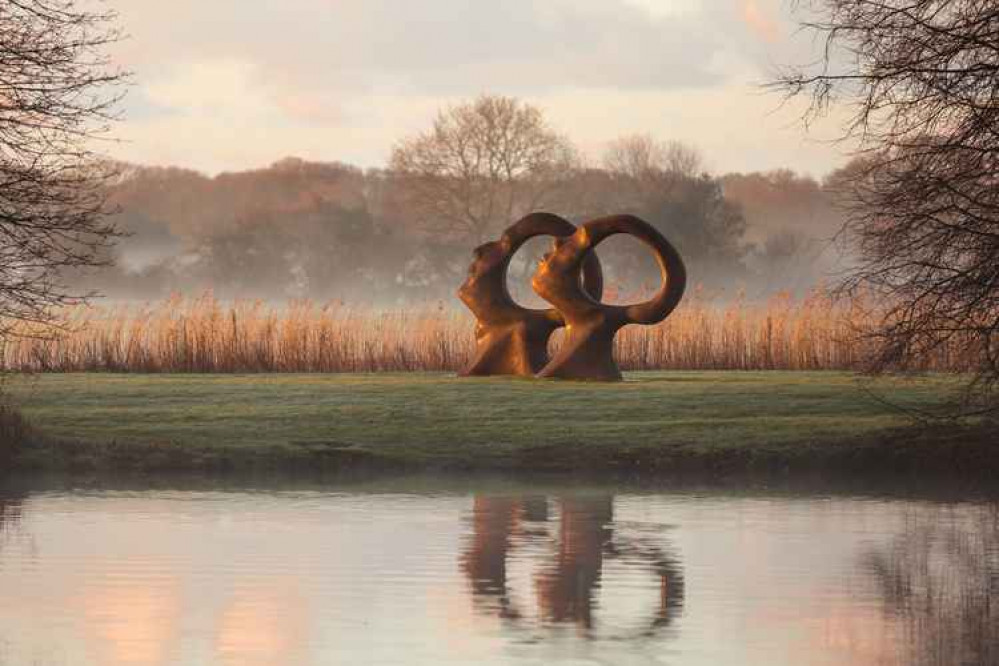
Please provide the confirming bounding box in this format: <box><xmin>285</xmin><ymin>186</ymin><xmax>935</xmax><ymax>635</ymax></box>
<box><xmin>0</xmin><ymin>291</ymin><xmax>977</xmax><ymax>374</ymax></box>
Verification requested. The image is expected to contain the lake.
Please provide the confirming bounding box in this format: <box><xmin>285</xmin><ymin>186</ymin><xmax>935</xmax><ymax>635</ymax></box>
<box><xmin>1</xmin><ymin>476</ymin><xmax>996</xmax><ymax>666</ymax></box>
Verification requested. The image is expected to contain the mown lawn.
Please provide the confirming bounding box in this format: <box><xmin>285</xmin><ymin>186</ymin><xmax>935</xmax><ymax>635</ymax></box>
<box><xmin>4</xmin><ymin>371</ymin><xmax>992</xmax><ymax>473</ymax></box>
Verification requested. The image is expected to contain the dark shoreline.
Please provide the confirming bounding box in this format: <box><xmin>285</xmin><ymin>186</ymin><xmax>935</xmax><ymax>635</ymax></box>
<box><xmin>5</xmin><ymin>421</ymin><xmax>997</xmax><ymax>489</ymax></box>
<box><xmin>5</xmin><ymin>451</ymin><xmax>999</xmax><ymax>504</ymax></box>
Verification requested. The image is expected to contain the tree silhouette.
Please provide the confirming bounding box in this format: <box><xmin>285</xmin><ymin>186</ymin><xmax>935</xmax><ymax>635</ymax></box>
<box><xmin>390</xmin><ymin>95</ymin><xmax>578</xmax><ymax>247</ymax></box>
<box><xmin>774</xmin><ymin>0</ymin><xmax>999</xmax><ymax>408</ymax></box>
<box><xmin>0</xmin><ymin>0</ymin><xmax>128</xmax><ymax>337</ymax></box>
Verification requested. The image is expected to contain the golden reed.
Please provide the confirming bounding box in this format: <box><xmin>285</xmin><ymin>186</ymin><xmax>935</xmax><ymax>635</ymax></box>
<box><xmin>0</xmin><ymin>291</ymin><xmax>976</xmax><ymax>373</ymax></box>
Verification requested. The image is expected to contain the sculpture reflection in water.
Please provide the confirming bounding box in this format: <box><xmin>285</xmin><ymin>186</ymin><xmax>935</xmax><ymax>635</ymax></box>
<box><xmin>461</xmin><ymin>496</ymin><xmax>523</xmax><ymax>619</ymax></box>
<box><xmin>460</xmin><ymin>495</ymin><xmax>684</xmax><ymax>639</ymax></box>
<box><xmin>459</xmin><ymin>213</ymin><xmax>685</xmax><ymax>381</ymax></box>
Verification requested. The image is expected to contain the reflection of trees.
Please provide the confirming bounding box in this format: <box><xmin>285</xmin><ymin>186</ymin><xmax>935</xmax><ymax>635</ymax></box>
<box><xmin>0</xmin><ymin>497</ymin><xmax>22</xmax><ymax>528</ymax></box>
<box><xmin>461</xmin><ymin>494</ymin><xmax>684</xmax><ymax>639</ymax></box>
<box><xmin>0</xmin><ymin>491</ymin><xmax>26</xmax><ymax>658</ymax></box>
<box><xmin>862</xmin><ymin>508</ymin><xmax>998</xmax><ymax>666</ymax></box>
<box><xmin>0</xmin><ymin>492</ymin><xmax>24</xmax><ymax>549</ymax></box>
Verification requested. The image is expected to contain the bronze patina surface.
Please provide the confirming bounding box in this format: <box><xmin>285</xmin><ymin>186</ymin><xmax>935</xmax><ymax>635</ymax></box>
<box><xmin>457</xmin><ymin>213</ymin><xmax>603</xmax><ymax>377</ymax></box>
<box><xmin>532</xmin><ymin>214</ymin><xmax>686</xmax><ymax>381</ymax></box>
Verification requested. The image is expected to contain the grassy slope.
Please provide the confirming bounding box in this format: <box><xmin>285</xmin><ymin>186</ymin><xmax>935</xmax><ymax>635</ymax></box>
<box><xmin>6</xmin><ymin>371</ymin><xmax>993</xmax><ymax>473</ymax></box>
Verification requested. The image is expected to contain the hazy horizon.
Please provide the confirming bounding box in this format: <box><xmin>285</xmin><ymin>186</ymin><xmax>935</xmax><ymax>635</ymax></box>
<box><xmin>109</xmin><ymin>0</ymin><xmax>854</xmax><ymax>178</ymax></box>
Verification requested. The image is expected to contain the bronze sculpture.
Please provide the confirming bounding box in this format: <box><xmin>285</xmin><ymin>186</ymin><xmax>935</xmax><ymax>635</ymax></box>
<box><xmin>458</xmin><ymin>213</ymin><xmax>685</xmax><ymax>382</ymax></box>
<box><xmin>457</xmin><ymin>213</ymin><xmax>603</xmax><ymax>377</ymax></box>
<box><xmin>533</xmin><ymin>214</ymin><xmax>686</xmax><ymax>381</ymax></box>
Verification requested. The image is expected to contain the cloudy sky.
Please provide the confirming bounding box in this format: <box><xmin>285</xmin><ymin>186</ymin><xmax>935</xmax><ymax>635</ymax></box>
<box><xmin>109</xmin><ymin>0</ymin><xmax>853</xmax><ymax>177</ymax></box>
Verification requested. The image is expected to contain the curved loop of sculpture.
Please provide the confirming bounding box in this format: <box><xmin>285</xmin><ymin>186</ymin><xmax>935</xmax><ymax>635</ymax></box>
<box><xmin>457</xmin><ymin>213</ymin><xmax>604</xmax><ymax>377</ymax></box>
<box><xmin>532</xmin><ymin>214</ymin><xmax>686</xmax><ymax>381</ymax></box>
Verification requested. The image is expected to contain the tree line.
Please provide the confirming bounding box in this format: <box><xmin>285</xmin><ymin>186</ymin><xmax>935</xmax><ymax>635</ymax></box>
<box><xmin>70</xmin><ymin>97</ymin><xmax>848</xmax><ymax>304</ymax></box>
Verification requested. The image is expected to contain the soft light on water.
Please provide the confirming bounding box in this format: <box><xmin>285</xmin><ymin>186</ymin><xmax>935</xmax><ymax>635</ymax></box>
<box><xmin>0</xmin><ymin>483</ymin><xmax>995</xmax><ymax>665</ymax></box>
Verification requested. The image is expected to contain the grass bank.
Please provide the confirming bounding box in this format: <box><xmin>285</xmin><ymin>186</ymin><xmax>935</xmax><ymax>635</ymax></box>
<box><xmin>3</xmin><ymin>371</ymin><xmax>995</xmax><ymax>477</ymax></box>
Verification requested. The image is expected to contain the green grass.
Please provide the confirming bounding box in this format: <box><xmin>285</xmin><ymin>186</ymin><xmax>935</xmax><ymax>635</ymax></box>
<box><xmin>4</xmin><ymin>371</ymin><xmax>995</xmax><ymax>474</ymax></box>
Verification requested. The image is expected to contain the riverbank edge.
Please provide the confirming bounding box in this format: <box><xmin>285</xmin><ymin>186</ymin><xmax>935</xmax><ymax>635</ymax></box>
<box><xmin>5</xmin><ymin>421</ymin><xmax>997</xmax><ymax>481</ymax></box>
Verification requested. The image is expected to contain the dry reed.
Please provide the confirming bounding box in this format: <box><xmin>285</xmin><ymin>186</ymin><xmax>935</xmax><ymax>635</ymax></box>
<box><xmin>0</xmin><ymin>291</ymin><xmax>977</xmax><ymax>373</ymax></box>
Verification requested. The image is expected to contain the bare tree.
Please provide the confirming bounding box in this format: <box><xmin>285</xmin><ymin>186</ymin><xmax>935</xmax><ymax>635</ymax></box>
<box><xmin>597</xmin><ymin>136</ymin><xmax>747</xmax><ymax>291</ymax></box>
<box><xmin>774</xmin><ymin>0</ymin><xmax>999</xmax><ymax>408</ymax></box>
<box><xmin>389</xmin><ymin>95</ymin><xmax>579</xmax><ymax>246</ymax></box>
<box><xmin>0</xmin><ymin>0</ymin><xmax>128</xmax><ymax>338</ymax></box>
<box><xmin>603</xmin><ymin>134</ymin><xmax>702</xmax><ymax>183</ymax></box>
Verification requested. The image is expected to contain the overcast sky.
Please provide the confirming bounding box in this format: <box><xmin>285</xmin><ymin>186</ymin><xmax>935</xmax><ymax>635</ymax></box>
<box><xmin>109</xmin><ymin>0</ymin><xmax>853</xmax><ymax>177</ymax></box>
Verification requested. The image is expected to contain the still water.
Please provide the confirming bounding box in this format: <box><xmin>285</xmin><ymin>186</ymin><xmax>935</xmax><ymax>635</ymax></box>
<box><xmin>0</xmin><ymin>479</ymin><xmax>996</xmax><ymax>666</ymax></box>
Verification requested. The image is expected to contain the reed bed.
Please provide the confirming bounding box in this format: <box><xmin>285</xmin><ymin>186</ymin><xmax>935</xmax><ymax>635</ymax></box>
<box><xmin>0</xmin><ymin>291</ymin><xmax>977</xmax><ymax>373</ymax></box>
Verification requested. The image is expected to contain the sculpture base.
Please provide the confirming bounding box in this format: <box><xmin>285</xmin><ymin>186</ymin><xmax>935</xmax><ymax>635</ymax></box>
<box><xmin>460</xmin><ymin>322</ymin><xmax>556</xmax><ymax>378</ymax></box>
<box><xmin>536</xmin><ymin>326</ymin><xmax>623</xmax><ymax>381</ymax></box>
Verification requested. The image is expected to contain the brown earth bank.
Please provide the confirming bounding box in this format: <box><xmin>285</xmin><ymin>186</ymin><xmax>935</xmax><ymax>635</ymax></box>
<box><xmin>4</xmin><ymin>422</ymin><xmax>997</xmax><ymax>481</ymax></box>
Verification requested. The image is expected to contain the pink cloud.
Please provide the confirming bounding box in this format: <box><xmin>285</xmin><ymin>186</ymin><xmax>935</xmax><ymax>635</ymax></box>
<box><xmin>740</xmin><ymin>0</ymin><xmax>780</xmax><ymax>43</ymax></box>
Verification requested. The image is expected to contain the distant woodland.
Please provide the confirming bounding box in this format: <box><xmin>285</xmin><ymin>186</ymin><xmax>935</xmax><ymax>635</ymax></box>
<box><xmin>75</xmin><ymin>146</ymin><xmax>855</xmax><ymax>305</ymax></box>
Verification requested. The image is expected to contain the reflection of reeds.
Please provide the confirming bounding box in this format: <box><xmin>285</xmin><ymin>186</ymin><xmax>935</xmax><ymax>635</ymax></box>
<box><xmin>0</xmin><ymin>291</ymin><xmax>978</xmax><ymax>373</ymax></box>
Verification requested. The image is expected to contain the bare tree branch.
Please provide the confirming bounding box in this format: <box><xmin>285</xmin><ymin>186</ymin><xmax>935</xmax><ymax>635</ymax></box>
<box><xmin>775</xmin><ymin>0</ymin><xmax>999</xmax><ymax>413</ymax></box>
<box><xmin>389</xmin><ymin>95</ymin><xmax>579</xmax><ymax>247</ymax></box>
<box><xmin>0</xmin><ymin>0</ymin><xmax>128</xmax><ymax>339</ymax></box>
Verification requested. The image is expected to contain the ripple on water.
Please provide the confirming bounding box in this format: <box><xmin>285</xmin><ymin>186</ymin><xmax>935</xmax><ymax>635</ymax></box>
<box><xmin>0</xmin><ymin>486</ymin><xmax>995</xmax><ymax>666</ymax></box>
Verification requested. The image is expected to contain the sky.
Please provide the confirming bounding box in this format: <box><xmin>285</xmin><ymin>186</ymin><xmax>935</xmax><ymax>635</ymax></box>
<box><xmin>108</xmin><ymin>0</ymin><xmax>854</xmax><ymax>178</ymax></box>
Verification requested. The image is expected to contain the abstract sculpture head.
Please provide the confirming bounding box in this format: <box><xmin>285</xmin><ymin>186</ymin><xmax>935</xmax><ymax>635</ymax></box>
<box><xmin>457</xmin><ymin>212</ymin><xmax>603</xmax><ymax>377</ymax></box>
<box><xmin>458</xmin><ymin>213</ymin><xmax>685</xmax><ymax>381</ymax></box>
<box><xmin>533</xmin><ymin>215</ymin><xmax>686</xmax><ymax>380</ymax></box>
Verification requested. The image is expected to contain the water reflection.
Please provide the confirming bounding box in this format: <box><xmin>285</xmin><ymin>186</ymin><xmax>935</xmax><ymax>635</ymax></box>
<box><xmin>83</xmin><ymin>580</ymin><xmax>182</xmax><ymax>666</ymax></box>
<box><xmin>215</xmin><ymin>580</ymin><xmax>310</xmax><ymax>666</ymax></box>
<box><xmin>536</xmin><ymin>496</ymin><xmax>613</xmax><ymax>630</ymax></box>
<box><xmin>4</xmin><ymin>484</ymin><xmax>999</xmax><ymax>666</ymax></box>
<box><xmin>461</xmin><ymin>496</ymin><xmax>526</xmax><ymax>619</ymax></box>
<box><xmin>0</xmin><ymin>490</ymin><xmax>24</xmax><ymax>549</ymax></box>
<box><xmin>0</xmin><ymin>494</ymin><xmax>23</xmax><ymax>529</ymax></box>
<box><xmin>861</xmin><ymin>507</ymin><xmax>999</xmax><ymax>666</ymax></box>
<box><xmin>462</xmin><ymin>494</ymin><xmax>684</xmax><ymax>639</ymax></box>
